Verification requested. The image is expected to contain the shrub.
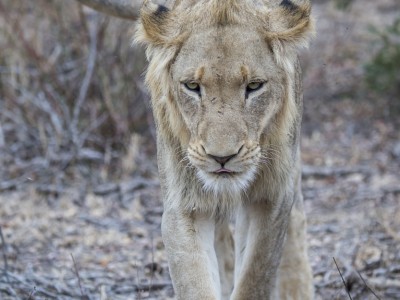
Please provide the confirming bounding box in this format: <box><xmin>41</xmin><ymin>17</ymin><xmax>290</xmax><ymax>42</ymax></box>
<box><xmin>364</xmin><ymin>18</ymin><xmax>400</xmax><ymax>113</ymax></box>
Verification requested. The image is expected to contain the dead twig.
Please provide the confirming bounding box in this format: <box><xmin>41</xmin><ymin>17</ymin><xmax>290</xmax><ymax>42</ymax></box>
<box><xmin>71</xmin><ymin>254</ymin><xmax>86</xmax><ymax>298</ymax></box>
<box><xmin>27</xmin><ymin>286</ymin><xmax>36</xmax><ymax>300</ymax></box>
<box><xmin>356</xmin><ymin>270</ymin><xmax>381</xmax><ymax>300</ymax></box>
<box><xmin>135</xmin><ymin>262</ymin><xmax>143</xmax><ymax>300</ymax></box>
<box><xmin>0</xmin><ymin>270</ymin><xmax>62</xmax><ymax>298</ymax></box>
<box><xmin>29</xmin><ymin>271</ymin><xmax>73</xmax><ymax>296</ymax></box>
<box><xmin>0</xmin><ymin>226</ymin><xmax>9</xmax><ymax>282</ymax></box>
<box><xmin>333</xmin><ymin>257</ymin><xmax>353</xmax><ymax>300</ymax></box>
<box><xmin>149</xmin><ymin>232</ymin><xmax>154</xmax><ymax>296</ymax></box>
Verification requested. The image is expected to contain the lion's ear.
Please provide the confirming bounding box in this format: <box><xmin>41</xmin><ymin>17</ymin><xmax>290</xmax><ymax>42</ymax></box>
<box><xmin>136</xmin><ymin>0</ymin><xmax>172</xmax><ymax>46</ymax></box>
<box><xmin>266</xmin><ymin>0</ymin><xmax>315</xmax><ymax>60</ymax></box>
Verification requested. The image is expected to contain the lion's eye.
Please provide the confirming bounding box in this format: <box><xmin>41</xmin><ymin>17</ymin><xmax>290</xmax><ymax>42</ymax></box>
<box><xmin>184</xmin><ymin>82</ymin><xmax>200</xmax><ymax>93</ymax></box>
<box><xmin>246</xmin><ymin>82</ymin><xmax>263</xmax><ymax>92</ymax></box>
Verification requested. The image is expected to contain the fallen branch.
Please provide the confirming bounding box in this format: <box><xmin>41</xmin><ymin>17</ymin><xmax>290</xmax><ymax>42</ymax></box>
<box><xmin>113</xmin><ymin>281</ymin><xmax>172</xmax><ymax>293</ymax></box>
<box><xmin>366</xmin><ymin>277</ymin><xmax>400</xmax><ymax>289</ymax></box>
<box><xmin>0</xmin><ymin>178</ymin><xmax>28</xmax><ymax>192</ymax></box>
<box><xmin>0</xmin><ymin>227</ymin><xmax>9</xmax><ymax>282</ymax></box>
<box><xmin>302</xmin><ymin>165</ymin><xmax>372</xmax><ymax>179</ymax></box>
<box><xmin>135</xmin><ymin>281</ymin><xmax>172</xmax><ymax>291</ymax></box>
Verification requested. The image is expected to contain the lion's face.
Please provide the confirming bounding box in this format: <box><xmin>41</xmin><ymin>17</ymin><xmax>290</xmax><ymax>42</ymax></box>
<box><xmin>171</xmin><ymin>27</ymin><xmax>286</xmax><ymax>195</ymax></box>
<box><xmin>136</xmin><ymin>0</ymin><xmax>314</xmax><ymax>198</ymax></box>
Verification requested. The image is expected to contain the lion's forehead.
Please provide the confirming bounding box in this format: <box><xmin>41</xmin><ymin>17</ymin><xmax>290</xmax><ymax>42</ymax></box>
<box><xmin>174</xmin><ymin>26</ymin><xmax>276</xmax><ymax>81</ymax></box>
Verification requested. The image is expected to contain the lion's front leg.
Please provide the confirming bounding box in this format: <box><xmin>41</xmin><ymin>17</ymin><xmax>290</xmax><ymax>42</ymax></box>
<box><xmin>162</xmin><ymin>208</ymin><xmax>221</xmax><ymax>300</ymax></box>
<box><xmin>277</xmin><ymin>194</ymin><xmax>314</xmax><ymax>300</ymax></box>
<box><xmin>215</xmin><ymin>220</ymin><xmax>234</xmax><ymax>300</ymax></box>
<box><xmin>231</xmin><ymin>201</ymin><xmax>292</xmax><ymax>300</ymax></box>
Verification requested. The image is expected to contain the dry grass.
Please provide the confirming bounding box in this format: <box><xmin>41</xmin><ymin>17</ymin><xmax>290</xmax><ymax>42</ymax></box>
<box><xmin>0</xmin><ymin>0</ymin><xmax>153</xmax><ymax>190</ymax></box>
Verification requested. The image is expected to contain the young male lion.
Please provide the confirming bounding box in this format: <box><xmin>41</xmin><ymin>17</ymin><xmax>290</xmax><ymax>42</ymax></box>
<box><xmin>78</xmin><ymin>0</ymin><xmax>315</xmax><ymax>299</ymax></box>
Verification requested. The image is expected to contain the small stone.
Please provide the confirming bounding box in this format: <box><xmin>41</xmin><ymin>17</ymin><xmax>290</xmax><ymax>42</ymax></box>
<box><xmin>355</xmin><ymin>244</ymin><xmax>382</xmax><ymax>270</ymax></box>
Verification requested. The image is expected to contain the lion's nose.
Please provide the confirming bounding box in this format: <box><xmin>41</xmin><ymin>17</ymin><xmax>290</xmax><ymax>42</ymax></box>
<box><xmin>205</xmin><ymin>144</ymin><xmax>243</xmax><ymax>166</ymax></box>
<box><xmin>208</xmin><ymin>153</ymin><xmax>236</xmax><ymax>166</ymax></box>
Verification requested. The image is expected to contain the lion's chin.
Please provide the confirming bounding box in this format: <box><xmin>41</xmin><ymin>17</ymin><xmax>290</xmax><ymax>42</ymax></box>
<box><xmin>196</xmin><ymin>167</ymin><xmax>257</xmax><ymax>197</ymax></box>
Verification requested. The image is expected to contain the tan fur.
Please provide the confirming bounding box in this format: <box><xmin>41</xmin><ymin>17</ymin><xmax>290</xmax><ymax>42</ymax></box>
<box><xmin>135</xmin><ymin>0</ymin><xmax>315</xmax><ymax>299</ymax></box>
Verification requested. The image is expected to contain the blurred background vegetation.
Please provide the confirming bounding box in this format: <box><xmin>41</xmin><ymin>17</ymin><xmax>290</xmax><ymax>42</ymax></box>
<box><xmin>0</xmin><ymin>0</ymin><xmax>154</xmax><ymax>190</ymax></box>
<box><xmin>0</xmin><ymin>0</ymin><xmax>399</xmax><ymax>190</ymax></box>
<box><xmin>365</xmin><ymin>17</ymin><xmax>400</xmax><ymax>113</ymax></box>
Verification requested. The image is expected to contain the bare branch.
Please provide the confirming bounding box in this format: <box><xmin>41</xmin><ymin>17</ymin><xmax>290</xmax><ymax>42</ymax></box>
<box><xmin>76</xmin><ymin>0</ymin><xmax>142</xmax><ymax>20</ymax></box>
<box><xmin>71</xmin><ymin>11</ymin><xmax>99</xmax><ymax>147</ymax></box>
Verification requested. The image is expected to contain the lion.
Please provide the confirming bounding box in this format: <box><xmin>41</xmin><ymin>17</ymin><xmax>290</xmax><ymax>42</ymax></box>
<box><xmin>78</xmin><ymin>0</ymin><xmax>315</xmax><ymax>299</ymax></box>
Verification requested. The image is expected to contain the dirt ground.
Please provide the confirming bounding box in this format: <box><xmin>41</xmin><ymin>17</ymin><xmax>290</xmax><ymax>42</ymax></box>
<box><xmin>1</xmin><ymin>0</ymin><xmax>399</xmax><ymax>299</ymax></box>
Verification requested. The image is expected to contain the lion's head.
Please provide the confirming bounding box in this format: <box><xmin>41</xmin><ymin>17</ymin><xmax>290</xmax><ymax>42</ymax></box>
<box><xmin>136</xmin><ymin>0</ymin><xmax>314</xmax><ymax>198</ymax></box>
